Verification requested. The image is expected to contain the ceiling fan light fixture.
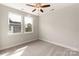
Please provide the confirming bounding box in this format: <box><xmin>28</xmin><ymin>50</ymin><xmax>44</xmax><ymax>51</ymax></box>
<box><xmin>26</xmin><ymin>3</ymin><xmax>51</xmax><ymax>13</ymax></box>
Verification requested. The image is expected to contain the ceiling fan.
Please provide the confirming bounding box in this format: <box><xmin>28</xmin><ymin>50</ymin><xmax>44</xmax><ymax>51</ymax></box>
<box><xmin>26</xmin><ymin>3</ymin><xmax>51</xmax><ymax>13</ymax></box>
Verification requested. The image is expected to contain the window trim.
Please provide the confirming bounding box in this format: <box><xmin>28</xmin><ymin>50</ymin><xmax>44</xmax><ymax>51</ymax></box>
<box><xmin>8</xmin><ymin>12</ymin><xmax>22</xmax><ymax>34</ymax></box>
<box><xmin>23</xmin><ymin>16</ymin><xmax>33</xmax><ymax>33</ymax></box>
<box><xmin>8</xmin><ymin>12</ymin><xmax>33</xmax><ymax>35</ymax></box>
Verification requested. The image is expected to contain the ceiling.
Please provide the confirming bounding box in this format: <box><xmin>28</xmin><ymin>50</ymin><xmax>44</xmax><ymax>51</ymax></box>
<box><xmin>2</xmin><ymin>3</ymin><xmax>74</xmax><ymax>16</ymax></box>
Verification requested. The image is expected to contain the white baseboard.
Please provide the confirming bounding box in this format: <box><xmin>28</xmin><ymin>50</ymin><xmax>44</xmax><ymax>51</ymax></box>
<box><xmin>39</xmin><ymin>39</ymin><xmax>79</xmax><ymax>52</ymax></box>
<box><xmin>0</xmin><ymin>39</ymin><xmax>37</xmax><ymax>50</ymax></box>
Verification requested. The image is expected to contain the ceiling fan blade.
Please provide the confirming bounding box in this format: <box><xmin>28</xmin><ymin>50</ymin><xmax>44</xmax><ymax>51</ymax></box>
<box><xmin>41</xmin><ymin>5</ymin><xmax>50</xmax><ymax>8</ymax></box>
<box><xmin>40</xmin><ymin>9</ymin><xmax>43</xmax><ymax>13</ymax></box>
<box><xmin>26</xmin><ymin>4</ymin><xmax>34</xmax><ymax>7</ymax></box>
<box><xmin>32</xmin><ymin>9</ymin><xmax>36</xmax><ymax>12</ymax></box>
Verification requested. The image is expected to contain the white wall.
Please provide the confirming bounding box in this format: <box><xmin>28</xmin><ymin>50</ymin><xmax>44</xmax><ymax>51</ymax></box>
<box><xmin>39</xmin><ymin>4</ymin><xmax>79</xmax><ymax>51</ymax></box>
<box><xmin>0</xmin><ymin>4</ymin><xmax>39</xmax><ymax>50</ymax></box>
<box><xmin>0</xmin><ymin>3</ymin><xmax>79</xmax><ymax>51</ymax></box>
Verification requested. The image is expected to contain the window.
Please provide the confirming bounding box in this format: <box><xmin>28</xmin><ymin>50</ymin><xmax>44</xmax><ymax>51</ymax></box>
<box><xmin>8</xmin><ymin>12</ymin><xmax>22</xmax><ymax>33</ymax></box>
<box><xmin>8</xmin><ymin>12</ymin><xmax>33</xmax><ymax>34</ymax></box>
<box><xmin>24</xmin><ymin>17</ymin><xmax>33</xmax><ymax>32</ymax></box>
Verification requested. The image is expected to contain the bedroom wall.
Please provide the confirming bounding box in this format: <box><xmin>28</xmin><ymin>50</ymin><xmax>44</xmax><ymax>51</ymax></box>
<box><xmin>39</xmin><ymin>4</ymin><xmax>79</xmax><ymax>51</ymax></box>
<box><xmin>0</xmin><ymin>4</ymin><xmax>39</xmax><ymax>50</ymax></box>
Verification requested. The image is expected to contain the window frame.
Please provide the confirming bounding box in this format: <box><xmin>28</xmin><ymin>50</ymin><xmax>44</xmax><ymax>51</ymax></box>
<box><xmin>23</xmin><ymin>16</ymin><xmax>33</xmax><ymax>33</ymax></box>
<box><xmin>8</xmin><ymin>12</ymin><xmax>33</xmax><ymax>35</ymax></box>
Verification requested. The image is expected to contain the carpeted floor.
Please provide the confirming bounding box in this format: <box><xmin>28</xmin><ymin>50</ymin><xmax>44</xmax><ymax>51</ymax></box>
<box><xmin>0</xmin><ymin>40</ymin><xmax>79</xmax><ymax>56</ymax></box>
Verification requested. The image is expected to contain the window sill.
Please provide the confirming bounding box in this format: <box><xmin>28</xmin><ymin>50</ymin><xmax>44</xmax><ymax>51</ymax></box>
<box><xmin>24</xmin><ymin>32</ymin><xmax>33</xmax><ymax>34</ymax></box>
<box><xmin>8</xmin><ymin>33</ymin><xmax>23</xmax><ymax>35</ymax></box>
<box><xmin>8</xmin><ymin>32</ymin><xmax>33</xmax><ymax>35</ymax></box>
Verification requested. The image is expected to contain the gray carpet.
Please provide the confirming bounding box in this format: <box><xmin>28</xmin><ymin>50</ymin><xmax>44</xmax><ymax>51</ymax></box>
<box><xmin>0</xmin><ymin>40</ymin><xmax>79</xmax><ymax>56</ymax></box>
